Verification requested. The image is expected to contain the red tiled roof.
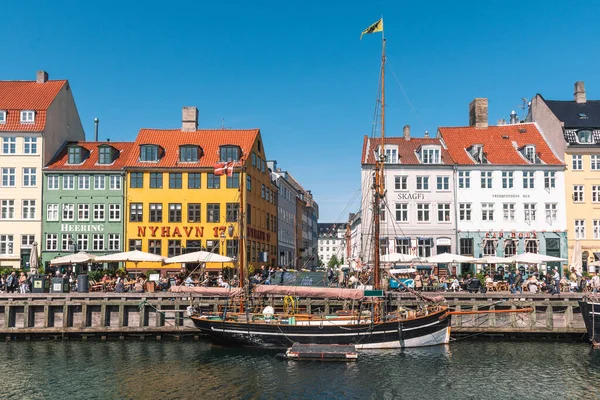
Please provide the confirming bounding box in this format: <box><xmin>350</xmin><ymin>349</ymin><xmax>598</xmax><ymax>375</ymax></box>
<box><xmin>45</xmin><ymin>142</ymin><xmax>135</xmax><ymax>171</ymax></box>
<box><xmin>438</xmin><ymin>123</ymin><xmax>562</xmax><ymax>165</ymax></box>
<box><xmin>0</xmin><ymin>80</ymin><xmax>66</xmax><ymax>132</ymax></box>
<box><xmin>361</xmin><ymin>136</ymin><xmax>453</xmax><ymax>165</ymax></box>
<box><xmin>124</xmin><ymin>128</ymin><xmax>260</xmax><ymax>168</ymax></box>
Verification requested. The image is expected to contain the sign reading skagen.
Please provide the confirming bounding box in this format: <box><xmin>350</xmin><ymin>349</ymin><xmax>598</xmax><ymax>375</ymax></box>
<box><xmin>61</xmin><ymin>224</ymin><xmax>105</xmax><ymax>232</ymax></box>
<box><xmin>396</xmin><ymin>192</ymin><xmax>425</xmax><ymax>200</ymax></box>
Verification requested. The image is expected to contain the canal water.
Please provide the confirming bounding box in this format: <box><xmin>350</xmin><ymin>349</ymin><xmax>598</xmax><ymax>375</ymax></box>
<box><xmin>1</xmin><ymin>339</ymin><xmax>598</xmax><ymax>399</ymax></box>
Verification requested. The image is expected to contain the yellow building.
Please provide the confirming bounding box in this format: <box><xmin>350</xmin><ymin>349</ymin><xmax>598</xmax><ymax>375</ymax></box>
<box><xmin>124</xmin><ymin>107</ymin><xmax>277</xmax><ymax>274</ymax></box>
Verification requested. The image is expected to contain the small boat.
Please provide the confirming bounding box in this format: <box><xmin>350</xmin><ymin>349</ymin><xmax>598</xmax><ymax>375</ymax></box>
<box><xmin>579</xmin><ymin>296</ymin><xmax>600</xmax><ymax>345</ymax></box>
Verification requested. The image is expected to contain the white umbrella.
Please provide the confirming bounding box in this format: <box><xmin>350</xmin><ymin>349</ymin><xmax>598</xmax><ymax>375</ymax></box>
<box><xmin>472</xmin><ymin>256</ymin><xmax>514</xmax><ymax>264</ymax></box>
<box><xmin>570</xmin><ymin>241</ymin><xmax>582</xmax><ymax>272</ymax></box>
<box><xmin>94</xmin><ymin>250</ymin><xmax>164</xmax><ymax>263</ymax></box>
<box><xmin>29</xmin><ymin>242</ymin><xmax>39</xmax><ymax>274</ymax></box>
<box><xmin>509</xmin><ymin>252</ymin><xmax>567</xmax><ymax>264</ymax></box>
<box><xmin>164</xmin><ymin>250</ymin><xmax>233</xmax><ymax>264</ymax></box>
<box><xmin>426</xmin><ymin>252</ymin><xmax>477</xmax><ymax>263</ymax></box>
<box><xmin>50</xmin><ymin>252</ymin><xmax>97</xmax><ymax>266</ymax></box>
<box><xmin>381</xmin><ymin>253</ymin><xmax>417</xmax><ymax>263</ymax></box>
<box><xmin>389</xmin><ymin>268</ymin><xmax>417</xmax><ymax>274</ymax></box>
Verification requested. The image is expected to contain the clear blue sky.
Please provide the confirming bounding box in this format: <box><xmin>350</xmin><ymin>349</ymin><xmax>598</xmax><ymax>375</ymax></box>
<box><xmin>3</xmin><ymin>0</ymin><xmax>599</xmax><ymax>221</ymax></box>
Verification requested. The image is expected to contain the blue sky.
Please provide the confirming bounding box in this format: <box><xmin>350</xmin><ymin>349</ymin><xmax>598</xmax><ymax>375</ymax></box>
<box><xmin>3</xmin><ymin>0</ymin><xmax>600</xmax><ymax>221</ymax></box>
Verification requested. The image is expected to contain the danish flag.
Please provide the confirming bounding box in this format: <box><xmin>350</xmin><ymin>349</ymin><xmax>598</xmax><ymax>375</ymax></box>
<box><xmin>214</xmin><ymin>161</ymin><xmax>236</xmax><ymax>177</ymax></box>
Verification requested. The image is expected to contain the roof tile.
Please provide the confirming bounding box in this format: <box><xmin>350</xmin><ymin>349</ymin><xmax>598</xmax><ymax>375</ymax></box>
<box><xmin>45</xmin><ymin>142</ymin><xmax>135</xmax><ymax>171</ymax></box>
<box><xmin>361</xmin><ymin>136</ymin><xmax>452</xmax><ymax>165</ymax></box>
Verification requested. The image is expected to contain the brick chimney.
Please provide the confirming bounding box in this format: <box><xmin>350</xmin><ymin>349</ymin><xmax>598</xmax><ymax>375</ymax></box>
<box><xmin>469</xmin><ymin>98</ymin><xmax>488</xmax><ymax>128</ymax></box>
<box><xmin>574</xmin><ymin>81</ymin><xmax>586</xmax><ymax>104</ymax></box>
<box><xmin>36</xmin><ymin>70</ymin><xmax>48</xmax><ymax>83</ymax></box>
<box><xmin>403</xmin><ymin>125</ymin><xmax>410</xmax><ymax>141</ymax></box>
<box><xmin>181</xmin><ymin>106</ymin><xmax>198</xmax><ymax>132</ymax></box>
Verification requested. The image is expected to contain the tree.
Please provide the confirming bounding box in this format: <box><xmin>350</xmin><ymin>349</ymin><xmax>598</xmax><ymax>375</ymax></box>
<box><xmin>327</xmin><ymin>255</ymin><xmax>341</xmax><ymax>269</ymax></box>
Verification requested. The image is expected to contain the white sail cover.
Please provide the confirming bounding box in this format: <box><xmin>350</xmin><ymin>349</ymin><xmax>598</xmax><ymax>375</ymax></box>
<box><xmin>254</xmin><ymin>285</ymin><xmax>365</xmax><ymax>300</ymax></box>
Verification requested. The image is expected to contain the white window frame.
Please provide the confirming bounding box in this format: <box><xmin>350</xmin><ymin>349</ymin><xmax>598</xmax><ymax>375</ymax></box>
<box><xmin>421</xmin><ymin>146</ymin><xmax>440</xmax><ymax>164</ymax></box>
<box><xmin>23</xmin><ymin>137</ymin><xmax>37</xmax><ymax>154</ymax></box>
<box><xmin>78</xmin><ymin>175</ymin><xmax>90</xmax><ymax>190</ymax></box>
<box><xmin>22</xmin><ymin>199</ymin><xmax>36</xmax><ymax>219</ymax></box>
<box><xmin>61</xmin><ymin>234</ymin><xmax>70</xmax><ymax>251</ymax></box>
<box><xmin>1</xmin><ymin>200</ymin><xmax>15</xmax><ymax>219</ymax></box>
<box><xmin>416</xmin><ymin>176</ymin><xmax>429</xmax><ymax>190</ymax></box>
<box><xmin>594</xmin><ymin>220</ymin><xmax>600</xmax><ymax>240</ymax></box>
<box><xmin>77</xmin><ymin>234</ymin><xmax>89</xmax><ymax>251</ymax></box>
<box><xmin>575</xmin><ymin>219</ymin><xmax>586</xmax><ymax>240</ymax></box>
<box><xmin>22</xmin><ymin>167</ymin><xmax>37</xmax><ymax>187</ymax></box>
<box><xmin>45</xmin><ymin>233</ymin><xmax>58</xmax><ymax>251</ymax></box>
<box><xmin>93</xmin><ymin>204</ymin><xmax>105</xmax><ymax>221</ymax></box>
<box><xmin>92</xmin><ymin>234</ymin><xmax>104</xmax><ymax>251</ymax></box>
<box><xmin>78</xmin><ymin>204</ymin><xmax>90</xmax><ymax>221</ymax></box>
<box><xmin>94</xmin><ymin>175</ymin><xmax>106</xmax><ymax>190</ymax></box>
<box><xmin>108</xmin><ymin>234</ymin><xmax>120</xmax><ymax>251</ymax></box>
<box><xmin>572</xmin><ymin>155</ymin><xmax>583</xmax><ymax>171</ymax></box>
<box><xmin>501</xmin><ymin>171</ymin><xmax>514</xmax><ymax>189</ymax></box>
<box><xmin>395</xmin><ymin>203</ymin><xmax>408</xmax><ymax>222</ymax></box>
<box><xmin>109</xmin><ymin>204</ymin><xmax>121</xmax><ymax>221</ymax></box>
<box><xmin>437</xmin><ymin>203</ymin><xmax>451</xmax><ymax>222</ymax></box>
<box><xmin>417</xmin><ymin>203</ymin><xmax>430</xmax><ymax>222</ymax></box>
<box><xmin>524</xmin><ymin>203</ymin><xmax>536</xmax><ymax>222</ymax></box>
<box><xmin>482</xmin><ymin>203</ymin><xmax>494</xmax><ymax>221</ymax></box>
<box><xmin>0</xmin><ymin>235</ymin><xmax>14</xmax><ymax>255</ymax></box>
<box><xmin>1</xmin><ymin>168</ymin><xmax>15</xmax><ymax>187</ymax></box>
<box><xmin>47</xmin><ymin>204</ymin><xmax>59</xmax><ymax>221</ymax></box>
<box><xmin>48</xmin><ymin>175</ymin><xmax>59</xmax><ymax>190</ymax></box>
<box><xmin>62</xmin><ymin>204</ymin><xmax>74</xmax><ymax>221</ymax></box>
<box><xmin>544</xmin><ymin>171</ymin><xmax>556</xmax><ymax>189</ymax></box>
<box><xmin>524</xmin><ymin>145</ymin><xmax>536</xmax><ymax>162</ymax></box>
<box><xmin>109</xmin><ymin>175</ymin><xmax>121</xmax><ymax>190</ymax></box>
<box><xmin>593</xmin><ymin>185</ymin><xmax>600</xmax><ymax>203</ymax></box>
<box><xmin>591</xmin><ymin>155</ymin><xmax>600</xmax><ymax>171</ymax></box>
<box><xmin>459</xmin><ymin>203</ymin><xmax>471</xmax><ymax>221</ymax></box>
<box><xmin>545</xmin><ymin>203</ymin><xmax>557</xmax><ymax>224</ymax></box>
<box><xmin>2</xmin><ymin>137</ymin><xmax>16</xmax><ymax>154</ymax></box>
<box><xmin>481</xmin><ymin>171</ymin><xmax>492</xmax><ymax>189</ymax></box>
<box><xmin>63</xmin><ymin>175</ymin><xmax>75</xmax><ymax>190</ymax></box>
<box><xmin>573</xmin><ymin>185</ymin><xmax>584</xmax><ymax>203</ymax></box>
<box><xmin>0</xmin><ymin>110</ymin><xmax>6</xmax><ymax>124</ymax></box>
<box><xmin>436</xmin><ymin>176</ymin><xmax>449</xmax><ymax>191</ymax></box>
<box><xmin>394</xmin><ymin>176</ymin><xmax>407</xmax><ymax>190</ymax></box>
<box><xmin>502</xmin><ymin>203</ymin><xmax>515</xmax><ymax>221</ymax></box>
<box><xmin>458</xmin><ymin>171</ymin><xmax>471</xmax><ymax>189</ymax></box>
<box><xmin>523</xmin><ymin>171</ymin><xmax>535</xmax><ymax>189</ymax></box>
<box><xmin>20</xmin><ymin>110</ymin><xmax>35</xmax><ymax>123</ymax></box>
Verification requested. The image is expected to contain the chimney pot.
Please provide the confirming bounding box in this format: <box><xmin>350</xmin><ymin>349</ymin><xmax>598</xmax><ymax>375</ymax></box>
<box><xmin>469</xmin><ymin>98</ymin><xmax>488</xmax><ymax>128</ymax></box>
<box><xmin>182</xmin><ymin>106</ymin><xmax>198</xmax><ymax>131</ymax></box>
<box><xmin>574</xmin><ymin>81</ymin><xmax>586</xmax><ymax>104</ymax></box>
<box><xmin>403</xmin><ymin>125</ymin><xmax>410</xmax><ymax>141</ymax></box>
<box><xmin>36</xmin><ymin>70</ymin><xmax>48</xmax><ymax>84</ymax></box>
<box><xmin>424</xmin><ymin>130</ymin><xmax>429</xmax><ymax>138</ymax></box>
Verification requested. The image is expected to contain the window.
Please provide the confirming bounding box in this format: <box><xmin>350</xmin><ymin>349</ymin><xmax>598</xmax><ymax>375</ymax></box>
<box><xmin>578</xmin><ymin>130</ymin><xmax>593</xmax><ymax>144</ymax></box>
<box><xmin>523</xmin><ymin>171</ymin><xmax>535</xmax><ymax>189</ymax></box>
<box><xmin>0</xmin><ymin>235</ymin><xmax>14</xmax><ymax>255</ymax></box>
<box><xmin>129</xmin><ymin>239</ymin><xmax>142</xmax><ymax>251</ymax></box>
<box><xmin>98</xmin><ymin>146</ymin><xmax>112</xmax><ymax>164</ymax></box>
<box><xmin>207</xmin><ymin>203</ymin><xmax>220</xmax><ymax>222</ymax></box>
<box><xmin>207</xmin><ymin>240</ymin><xmax>220</xmax><ymax>254</ymax></box>
<box><xmin>77</xmin><ymin>204</ymin><xmax>89</xmax><ymax>221</ymax></box>
<box><xmin>502</xmin><ymin>203</ymin><xmax>515</xmax><ymax>221</ymax></box>
<box><xmin>220</xmin><ymin>146</ymin><xmax>240</xmax><ymax>162</ymax></box>
<box><xmin>150</xmin><ymin>173</ymin><xmax>162</xmax><ymax>188</ymax></box>
<box><xmin>48</xmin><ymin>175</ymin><xmax>59</xmax><ymax>190</ymax></box>
<box><xmin>68</xmin><ymin>146</ymin><xmax>82</xmax><ymax>164</ymax></box>
<box><xmin>130</xmin><ymin>173</ymin><xmax>143</xmax><ymax>188</ymax></box>
<box><xmin>92</xmin><ymin>234</ymin><xmax>104</xmax><ymax>251</ymax></box>
<box><xmin>46</xmin><ymin>204</ymin><xmax>58</xmax><ymax>221</ymax></box>
<box><xmin>23</xmin><ymin>168</ymin><xmax>36</xmax><ymax>186</ymax></box>
<box><xmin>481</xmin><ymin>171</ymin><xmax>492</xmax><ymax>188</ymax></box>
<box><xmin>109</xmin><ymin>204</ymin><xmax>121</xmax><ymax>221</ymax></box>
<box><xmin>458</xmin><ymin>171</ymin><xmax>470</xmax><ymax>189</ymax></box>
<box><xmin>418</xmin><ymin>238</ymin><xmax>433</xmax><ymax>257</ymax></box>
<box><xmin>545</xmin><ymin>203</ymin><xmax>557</xmax><ymax>224</ymax></box>
<box><xmin>77</xmin><ymin>234</ymin><xmax>89</xmax><ymax>251</ymax></box>
<box><xmin>525</xmin><ymin>240</ymin><xmax>538</xmax><ymax>253</ymax></box>
<box><xmin>61</xmin><ymin>234</ymin><xmax>70</xmax><ymax>251</ymax></box>
<box><xmin>226</xmin><ymin>172</ymin><xmax>240</xmax><ymax>188</ymax></box>
<box><xmin>168</xmin><ymin>203</ymin><xmax>182</xmax><ymax>222</ymax></box>
<box><xmin>94</xmin><ymin>175</ymin><xmax>105</xmax><ymax>190</ymax></box>
<box><xmin>501</xmin><ymin>171</ymin><xmax>514</xmax><ymax>189</ymax></box>
<box><xmin>226</xmin><ymin>203</ymin><xmax>239</xmax><ymax>222</ymax></box>
<box><xmin>261</xmin><ymin>184</ymin><xmax>265</xmax><ymax>199</ymax></box>
<box><xmin>78</xmin><ymin>175</ymin><xmax>90</xmax><ymax>190</ymax></box>
<box><xmin>504</xmin><ymin>240</ymin><xmax>517</xmax><ymax>257</ymax></box>
<box><xmin>140</xmin><ymin>145</ymin><xmax>159</xmax><ymax>162</ymax></box>
<box><xmin>62</xmin><ymin>204</ymin><xmax>74</xmax><ymax>221</ymax></box>
<box><xmin>379</xmin><ymin>205</ymin><xmax>386</xmax><ymax>222</ymax></box>
<box><xmin>20</xmin><ymin>111</ymin><xmax>35</xmax><ymax>123</ymax></box>
<box><xmin>2</xmin><ymin>137</ymin><xmax>16</xmax><ymax>154</ymax></box>
<box><xmin>379</xmin><ymin>237</ymin><xmax>388</xmax><ymax>256</ymax></box>
<box><xmin>593</xmin><ymin>186</ymin><xmax>600</xmax><ymax>203</ymax></box>
<box><xmin>573</xmin><ymin>185</ymin><xmax>584</xmax><ymax>202</ymax></box>
<box><xmin>572</xmin><ymin>155</ymin><xmax>583</xmax><ymax>170</ymax></box>
<box><xmin>109</xmin><ymin>175</ymin><xmax>121</xmax><ymax>190</ymax></box>
<box><xmin>1</xmin><ymin>200</ymin><xmax>15</xmax><ymax>219</ymax></box>
<box><xmin>395</xmin><ymin>238</ymin><xmax>411</xmax><ymax>254</ymax></box>
<box><xmin>482</xmin><ymin>203</ymin><xmax>494</xmax><ymax>221</ymax></box>
<box><xmin>421</xmin><ymin>148</ymin><xmax>440</xmax><ymax>164</ymax></box>
<box><xmin>524</xmin><ymin>145</ymin><xmax>536</xmax><ymax>162</ymax></box>
<box><xmin>0</xmin><ymin>111</ymin><xmax>5</xmax><ymax>124</ymax></box>
<box><xmin>575</xmin><ymin>219</ymin><xmax>586</xmax><ymax>239</ymax></box>
<box><xmin>544</xmin><ymin>171</ymin><xmax>555</xmax><ymax>189</ymax></box>
<box><xmin>168</xmin><ymin>240</ymin><xmax>182</xmax><ymax>257</ymax></box>
<box><xmin>395</xmin><ymin>204</ymin><xmax>408</xmax><ymax>222</ymax></box>
<box><xmin>188</xmin><ymin>173</ymin><xmax>201</xmax><ymax>189</ymax></box>
<box><xmin>591</xmin><ymin>155</ymin><xmax>600</xmax><ymax>171</ymax></box>
<box><xmin>459</xmin><ymin>203</ymin><xmax>471</xmax><ymax>221</ymax></box>
<box><xmin>394</xmin><ymin>176</ymin><xmax>407</xmax><ymax>190</ymax></box>
<box><xmin>483</xmin><ymin>240</ymin><xmax>496</xmax><ymax>256</ymax></box>
<box><xmin>437</xmin><ymin>176</ymin><xmax>449</xmax><ymax>191</ymax></box>
<box><xmin>416</xmin><ymin>176</ymin><xmax>429</xmax><ymax>190</ymax></box>
<box><xmin>417</xmin><ymin>204</ymin><xmax>430</xmax><ymax>222</ymax></box>
<box><xmin>384</xmin><ymin>148</ymin><xmax>398</xmax><ymax>163</ymax></box>
<box><xmin>226</xmin><ymin>239</ymin><xmax>239</xmax><ymax>258</ymax></box>
<box><xmin>21</xmin><ymin>203</ymin><xmax>34</xmax><ymax>220</ymax></box>
<box><xmin>188</xmin><ymin>203</ymin><xmax>201</xmax><ymax>222</ymax></box>
<box><xmin>438</xmin><ymin>203</ymin><xmax>451</xmax><ymax>222</ymax></box>
<box><xmin>108</xmin><ymin>234</ymin><xmax>120</xmax><ymax>251</ymax></box>
<box><xmin>148</xmin><ymin>240</ymin><xmax>161</xmax><ymax>255</ymax></box>
<box><xmin>93</xmin><ymin>204</ymin><xmax>105</xmax><ymax>221</ymax></box>
<box><xmin>524</xmin><ymin>203</ymin><xmax>536</xmax><ymax>222</ymax></box>
<box><xmin>169</xmin><ymin>173</ymin><xmax>182</xmax><ymax>189</ymax></box>
<box><xmin>1</xmin><ymin>168</ymin><xmax>15</xmax><ymax>187</ymax></box>
<box><xmin>247</xmin><ymin>175</ymin><xmax>252</xmax><ymax>191</ymax></box>
<box><xmin>180</xmin><ymin>145</ymin><xmax>200</xmax><ymax>162</ymax></box>
<box><xmin>24</xmin><ymin>137</ymin><xmax>37</xmax><ymax>154</ymax></box>
<box><xmin>149</xmin><ymin>203</ymin><xmax>163</xmax><ymax>222</ymax></box>
<box><xmin>63</xmin><ymin>175</ymin><xmax>74</xmax><ymax>190</ymax></box>
<box><xmin>459</xmin><ymin>238</ymin><xmax>473</xmax><ymax>256</ymax></box>
<box><xmin>252</xmin><ymin>152</ymin><xmax>256</xmax><ymax>167</ymax></box>
<box><xmin>46</xmin><ymin>234</ymin><xmax>58</xmax><ymax>251</ymax></box>
<box><xmin>207</xmin><ymin>173</ymin><xmax>220</xmax><ymax>189</ymax></box>
<box><xmin>247</xmin><ymin>204</ymin><xmax>252</xmax><ymax>224</ymax></box>
<box><xmin>594</xmin><ymin>220</ymin><xmax>600</xmax><ymax>239</ymax></box>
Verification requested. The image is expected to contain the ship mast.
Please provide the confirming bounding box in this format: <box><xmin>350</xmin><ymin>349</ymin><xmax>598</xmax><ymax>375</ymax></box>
<box><xmin>373</xmin><ymin>37</ymin><xmax>386</xmax><ymax>291</ymax></box>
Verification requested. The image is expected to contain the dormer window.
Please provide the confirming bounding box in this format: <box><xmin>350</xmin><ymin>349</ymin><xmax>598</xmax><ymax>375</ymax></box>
<box><xmin>140</xmin><ymin>145</ymin><xmax>161</xmax><ymax>162</ymax></box>
<box><xmin>179</xmin><ymin>145</ymin><xmax>201</xmax><ymax>162</ymax></box>
<box><xmin>376</xmin><ymin>145</ymin><xmax>399</xmax><ymax>164</ymax></box>
<box><xmin>524</xmin><ymin>145</ymin><xmax>536</xmax><ymax>163</ymax></box>
<box><xmin>577</xmin><ymin>130</ymin><xmax>593</xmax><ymax>144</ymax></box>
<box><xmin>98</xmin><ymin>145</ymin><xmax>116</xmax><ymax>165</ymax></box>
<box><xmin>420</xmin><ymin>146</ymin><xmax>440</xmax><ymax>164</ymax></box>
<box><xmin>20</xmin><ymin>111</ymin><xmax>35</xmax><ymax>123</ymax></box>
<box><xmin>467</xmin><ymin>144</ymin><xmax>487</xmax><ymax>164</ymax></box>
<box><xmin>220</xmin><ymin>145</ymin><xmax>241</xmax><ymax>162</ymax></box>
<box><xmin>0</xmin><ymin>111</ymin><xmax>6</xmax><ymax>124</ymax></box>
<box><xmin>67</xmin><ymin>146</ymin><xmax>85</xmax><ymax>164</ymax></box>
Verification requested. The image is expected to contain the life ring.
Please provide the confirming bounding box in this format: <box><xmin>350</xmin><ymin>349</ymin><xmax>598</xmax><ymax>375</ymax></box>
<box><xmin>283</xmin><ymin>296</ymin><xmax>296</xmax><ymax>315</ymax></box>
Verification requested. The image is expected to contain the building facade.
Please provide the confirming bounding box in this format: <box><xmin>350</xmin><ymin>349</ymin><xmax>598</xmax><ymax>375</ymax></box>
<box><xmin>439</xmin><ymin>98</ymin><xmax>568</xmax><ymax>273</ymax></box>
<box><xmin>318</xmin><ymin>223</ymin><xmax>346</xmax><ymax>267</ymax></box>
<box><xmin>0</xmin><ymin>71</ymin><xmax>85</xmax><ymax>269</ymax></box>
<box><xmin>268</xmin><ymin>161</ymin><xmax>297</xmax><ymax>268</ymax></box>
<box><xmin>346</xmin><ymin>212</ymin><xmax>362</xmax><ymax>267</ymax></box>
<box><xmin>360</xmin><ymin>127</ymin><xmax>456</xmax><ymax>265</ymax></box>
<box><xmin>41</xmin><ymin>142</ymin><xmax>131</xmax><ymax>269</ymax></box>
<box><xmin>123</xmin><ymin>107</ymin><xmax>277</xmax><ymax>272</ymax></box>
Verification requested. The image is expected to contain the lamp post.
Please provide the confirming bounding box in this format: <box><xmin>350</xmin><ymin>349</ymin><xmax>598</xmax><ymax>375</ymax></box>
<box><xmin>68</xmin><ymin>235</ymin><xmax>78</xmax><ymax>275</ymax></box>
<box><xmin>220</xmin><ymin>231</ymin><xmax>226</xmax><ymax>278</ymax></box>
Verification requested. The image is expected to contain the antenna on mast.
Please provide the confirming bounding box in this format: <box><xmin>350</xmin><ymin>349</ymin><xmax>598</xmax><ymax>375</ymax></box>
<box><xmin>519</xmin><ymin>98</ymin><xmax>530</xmax><ymax>121</ymax></box>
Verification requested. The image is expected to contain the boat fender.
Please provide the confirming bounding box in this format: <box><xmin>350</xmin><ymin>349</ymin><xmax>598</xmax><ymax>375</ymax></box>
<box><xmin>263</xmin><ymin>306</ymin><xmax>275</xmax><ymax>321</ymax></box>
<box><xmin>186</xmin><ymin>306</ymin><xmax>194</xmax><ymax>317</ymax></box>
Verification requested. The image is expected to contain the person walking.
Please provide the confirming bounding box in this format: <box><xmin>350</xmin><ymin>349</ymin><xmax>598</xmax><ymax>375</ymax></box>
<box><xmin>514</xmin><ymin>271</ymin><xmax>523</xmax><ymax>294</ymax></box>
<box><xmin>508</xmin><ymin>270</ymin><xmax>516</xmax><ymax>294</ymax></box>
<box><xmin>18</xmin><ymin>272</ymin><xmax>28</xmax><ymax>294</ymax></box>
<box><xmin>553</xmin><ymin>268</ymin><xmax>561</xmax><ymax>294</ymax></box>
<box><xmin>6</xmin><ymin>271</ymin><xmax>17</xmax><ymax>293</ymax></box>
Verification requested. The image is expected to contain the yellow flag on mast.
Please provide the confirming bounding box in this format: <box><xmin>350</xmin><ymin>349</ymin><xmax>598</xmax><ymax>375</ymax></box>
<box><xmin>360</xmin><ymin>18</ymin><xmax>383</xmax><ymax>39</ymax></box>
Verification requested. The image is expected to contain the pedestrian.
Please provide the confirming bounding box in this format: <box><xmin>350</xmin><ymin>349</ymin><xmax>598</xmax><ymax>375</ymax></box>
<box><xmin>414</xmin><ymin>273</ymin><xmax>423</xmax><ymax>291</ymax></box>
<box><xmin>18</xmin><ymin>272</ymin><xmax>28</xmax><ymax>294</ymax></box>
<box><xmin>553</xmin><ymin>268</ymin><xmax>561</xmax><ymax>294</ymax></box>
<box><xmin>508</xmin><ymin>270</ymin><xmax>516</xmax><ymax>294</ymax></box>
<box><xmin>514</xmin><ymin>271</ymin><xmax>523</xmax><ymax>294</ymax></box>
<box><xmin>6</xmin><ymin>271</ymin><xmax>17</xmax><ymax>293</ymax></box>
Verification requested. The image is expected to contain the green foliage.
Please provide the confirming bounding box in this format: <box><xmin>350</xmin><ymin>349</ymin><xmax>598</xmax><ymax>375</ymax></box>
<box><xmin>0</xmin><ymin>267</ymin><xmax>14</xmax><ymax>276</ymax></box>
<box><xmin>327</xmin><ymin>255</ymin><xmax>341</xmax><ymax>269</ymax></box>
<box><xmin>87</xmin><ymin>270</ymin><xmax>104</xmax><ymax>282</ymax></box>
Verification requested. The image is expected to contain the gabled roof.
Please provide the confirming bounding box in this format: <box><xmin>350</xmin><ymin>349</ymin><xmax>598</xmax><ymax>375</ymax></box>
<box><xmin>361</xmin><ymin>136</ymin><xmax>452</xmax><ymax>165</ymax></box>
<box><xmin>45</xmin><ymin>142</ymin><xmax>134</xmax><ymax>171</ymax></box>
<box><xmin>318</xmin><ymin>223</ymin><xmax>343</xmax><ymax>235</ymax></box>
<box><xmin>0</xmin><ymin>80</ymin><xmax>67</xmax><ymax>132</ymax></box>
<box><xmin>543</xmin><ymin>97</ymin><xmax>600</xmax><ymax>128</ymax></box>
<box><xmin>124</xmin><ymin>128</ymin><xmax>260</xmax><ymax>168</ymax></box>
<box><xmin>438</xmin><ymin>123</ymin><xmax>562</xmax><ymax>165</ymax></box>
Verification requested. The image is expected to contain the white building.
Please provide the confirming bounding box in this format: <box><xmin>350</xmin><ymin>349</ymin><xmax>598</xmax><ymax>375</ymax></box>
<box><xmin>268</xmin><ymin>160</ymin><xmax>297</xmax><ymax>268</ymax></box>
<box><xmin>0</xmin><ymin>71</ymin><xmax>85</xmax><ymax>269</ymax></box>
<box><xmin>346</xmin><ymin>212</ymin><xmax>362</xmax><ymax>266</ymax></box>
<box><xmin>318</xmin><ymin>223</ymin><xmax>346</xmax><ymax>267</ymax></box>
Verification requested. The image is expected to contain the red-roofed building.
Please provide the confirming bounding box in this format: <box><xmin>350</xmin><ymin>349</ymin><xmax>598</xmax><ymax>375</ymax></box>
<box><xmin>438</xmin><ymin>98</ymin><xmax>567</xmax><ymax>273</ymax></box>
<box><xmin>0</xmin><ymin>71</ymin><xmax>84</xmax><ymax>269</ymax></box>
<box><xmin>124</xmin><ymin>107</ymin><xmax>278</xmax><ymax>273</ymax></box>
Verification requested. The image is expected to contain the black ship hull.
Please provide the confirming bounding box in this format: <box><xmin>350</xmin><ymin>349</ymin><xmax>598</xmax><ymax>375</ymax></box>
<box><xmin>579</xmin><ymin>299</ymin><xmax>600</xmax><ymax>344</ymax></box>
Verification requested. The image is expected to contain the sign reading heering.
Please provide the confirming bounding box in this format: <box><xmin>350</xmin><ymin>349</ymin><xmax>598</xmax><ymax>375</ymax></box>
<box><xmin>61</xmin><ymin>224</ymin><xmax>105</xmax><ymax>233</ymax></box>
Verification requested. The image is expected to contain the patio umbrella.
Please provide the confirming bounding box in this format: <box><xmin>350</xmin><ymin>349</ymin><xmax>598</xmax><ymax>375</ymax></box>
<box><xmin>381</xmin><ymin>253</ymin><xmax>417</xmax><ymax>263</ymax></box>
<box><xmin>94</xmin><ymin>250</ymin><xmax>165</xmax><ymax>263</ymax></box>
<box><xmin>164</xmin><ymin>250</ymin><xmax>233</xmax><ymax>264</ymax></box>
<box><xmin>570</xmin><ymin>241</ymin><xmax>582</xmax><ymax>272</ymax></box>
<box><xmin>50</xmin><ymin>252</ymin><xmax>97</xmax><ymax>266</ymax></box>
<box><xmin>472</xmin><ymin>256</ymin><xmax>514</xmax><ymax>264</ymax></box>
<box><xmin>29</xmin><ymin>242</ymin><xmax>39</xmax><ymax>274</ymax></box>
<box><xmin>425</xmin><ymin>252</ymin><xmax>477</xmax><ymax>263</ymax></box>
<box><xmin>509</xmin><ymin>252</ymin><xmax>567</xmax><ymax>264</ymax></box>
